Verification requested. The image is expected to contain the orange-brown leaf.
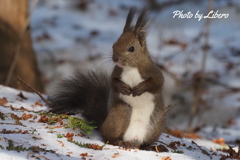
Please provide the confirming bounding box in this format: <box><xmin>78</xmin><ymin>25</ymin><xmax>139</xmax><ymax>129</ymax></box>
<box><xmin>38</xmin><ymin>114</ymin><xmax>48</xmax><ymax>123</ymax></box>
<box><xmin>65</xmin><ymin>132</ymin><xmax>74</xmax><ymax>141</ymax></box>
<box><xmin>58</xmin><ymin>140</ymin><xmax>65</xmax><ymax>147</ymax></box>
<box><xmin>161</xmin><ymin>156</ymin><xmax>172</xmax><ymax>160</ymax></box>
<box><xmin>0</xmin><ymin>98</ymin><xmax>8</xmax><ymax>106</ymax></box>
<box><xmin>35</xmin><ymin>101</ymin><xmax>43</xmax><ymax>106</ymax></box>
<box><xmin>212</xmin><ymin>138</ymin><xmax>226</xmax><ymax>146</ymax></box>
<box><xmin>80</xmin><ymin>153</ymin><xmax>88</xmax><ymax>156</ymax></box>
<box><xmin>185</xmin><ymin>133</ymin><xmax>201</xmax><ymax>139</ymax></box>
<box><xmin>166</xmin><ymin>129</ymin><xmax>183</xmax><ymax>138</ymax></box>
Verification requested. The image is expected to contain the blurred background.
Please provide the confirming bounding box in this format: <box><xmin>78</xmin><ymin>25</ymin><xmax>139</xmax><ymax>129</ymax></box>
<box><xmin>0</xmin><ymin>0</ymin><xmax>240</xmax><ymax>141</ymax></box>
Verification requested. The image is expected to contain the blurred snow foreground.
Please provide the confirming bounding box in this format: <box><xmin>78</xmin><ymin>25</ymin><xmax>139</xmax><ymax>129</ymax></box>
<box><xmin>0</xmin><ymin>85</ymin><xmax>239</xmax><ymax>160</ymax></box>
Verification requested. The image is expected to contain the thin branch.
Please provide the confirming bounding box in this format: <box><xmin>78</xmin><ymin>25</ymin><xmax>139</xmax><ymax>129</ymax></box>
<box><xmin>4</xmin><ymin>0</ymin><xmax>39</xmax><ymax>85</ymax></box>
<box><xmin>157</xmin><ymin>64</ymin><xmax>183</xmax><ymax>85</ymax></box>
<box><xmin>192</xmin><ymin>141</ymin><xmax>212</xmax><ymax>158</ymax></box>
<box><xmin>17</xmin><ymin>76</ymin><xmax>51</xmax><ymax>107</ymax></box>
<box><xmin>158</xmin><ymin>62</ymin><xmax>240</xmax><ymax>95</ymax></box>
<box><xmin>164</xmin><ymin>104</ymin><xmax>177</xmax><ymax>114</ymax></box>
<box><xmin>32</xmin><ymin>156</ymin><xmax>50</xmax><ymax>160</ymax></box>
<box><xmin>188</xmin><ymin>0</ymin><xmax>214</xmax><ymax>131</ymax></box>
<box><xmin>206</xmin><ymin>77</ymin><xmax>240</xmax><ymax>93</ymax></box>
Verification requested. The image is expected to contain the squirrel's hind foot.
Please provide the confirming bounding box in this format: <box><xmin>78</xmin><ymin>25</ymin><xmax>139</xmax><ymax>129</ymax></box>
<box><xmin>108</xmin><ymin>140</ymin><xmax>138</xmax><ymax>149</ymax></box>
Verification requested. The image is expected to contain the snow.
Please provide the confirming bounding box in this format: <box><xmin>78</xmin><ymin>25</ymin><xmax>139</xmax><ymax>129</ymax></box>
<box><xmin>0</xmin><ymin>85</ymin><xmax>232</xmax><ymax>160</ymax></box>
<box><xmin>1</xmin><ymin>0</ymin><xmax>240</xmax><ymax>159</ymax></box>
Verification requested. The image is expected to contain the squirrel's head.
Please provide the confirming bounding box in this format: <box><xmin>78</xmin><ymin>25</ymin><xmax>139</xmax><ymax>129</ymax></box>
<box><xmin>112</xmin><ymin>7</ymin><xmax>149</xmax><ymax>68</ymax></box>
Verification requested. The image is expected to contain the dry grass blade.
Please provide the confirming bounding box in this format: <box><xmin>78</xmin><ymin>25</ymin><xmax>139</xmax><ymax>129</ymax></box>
<box><xmin>17</xmin><ymin>76</ymin><xmax>51</xmax><ymax>107</ymax></box>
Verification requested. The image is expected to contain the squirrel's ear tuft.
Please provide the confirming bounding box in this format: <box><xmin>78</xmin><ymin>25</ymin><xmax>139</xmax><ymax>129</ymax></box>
<box><xmin>123</xmin><ymin>7</ymin><xmax>137</xmax><ymax>32</ymax></box>
<box><xmin>134</xmin><ymin>8</ymin><xmax>149</xmax><ymax>46</ymax></box>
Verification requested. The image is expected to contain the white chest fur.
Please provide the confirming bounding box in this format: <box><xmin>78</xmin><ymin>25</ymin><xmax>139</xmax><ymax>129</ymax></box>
<box><xmin>120</xmin><ymin>67</ymin><xmax>155</xmax><ymax>144</ymax></box>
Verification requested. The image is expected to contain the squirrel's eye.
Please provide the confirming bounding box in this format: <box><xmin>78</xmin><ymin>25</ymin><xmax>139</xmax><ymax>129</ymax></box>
<box><xmin>128</xmin><ymin>46</ymin><xmax>135</xmax><ymax>52</ymax></box>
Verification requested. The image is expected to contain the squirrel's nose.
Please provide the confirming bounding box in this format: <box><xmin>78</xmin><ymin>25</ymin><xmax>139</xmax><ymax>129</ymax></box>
<box><xmin>112</xmin><ymin>55</ymin><xmax>119</xmax><ymax>62</ymax></box>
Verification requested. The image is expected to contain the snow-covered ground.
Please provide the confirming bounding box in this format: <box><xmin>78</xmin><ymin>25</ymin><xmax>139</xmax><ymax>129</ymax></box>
<box><xmin>1</xmin><ymin>0</ymin><xmax>240</xmax><ymax>159</ymax></box>
<box><xmin>0</xmin><ymin>85</ymin><xmax>237</xmax><ymax>160</ymax></box>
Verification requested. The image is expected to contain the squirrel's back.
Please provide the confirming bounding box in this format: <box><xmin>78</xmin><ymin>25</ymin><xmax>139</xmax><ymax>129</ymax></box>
<box><xmin>50</xmin><ymin>71</ymin><xmax>110</xmax><ymax>128</ymax></box>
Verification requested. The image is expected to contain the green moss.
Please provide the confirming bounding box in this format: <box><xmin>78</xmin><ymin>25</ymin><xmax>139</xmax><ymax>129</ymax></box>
<box><xmin>5</xmin><ymin>139</ymin><xmax>55</xmax><ymax>153</ymax></box>
<box><xmin>38</xmin><ymin>112</ymin><xmax>97</xmax><ymax>134</ymax></box>
<box><xmin>70</xmin><ymin>140</ymin><xmax>105</xmax><ymax>150</ymax></box>
<box><xmin>6</xmin><ymin>139</ymin><xmax>30</xmax><ymax>152</ymax></box>
<box><xmin>57</xmin><ymin>134</ymin><xmax>63</xmax><ymax>138</ymax></box>
<box><xmin>66</xmin><ymin>117</ymin><xmax>97</xmax><ymax>134</ymax></box>
<box><xmin>172</xmin><ymin>150</ymin><xmax>184</xmax><ymax>154</ymax></box>
<box><xmin>0</xmin><ymin>112</ymin><xmax>6</xmax><ymax>120</ymax></box>
<box><xmin>38</xmin><ymin>112</ymin><xmax>68</xmax><ymax>119</ymax></box>
<box><xmin>70</xmin><ymin>140</ymin><xmax>89</xmax><ymax>148</ymax></box>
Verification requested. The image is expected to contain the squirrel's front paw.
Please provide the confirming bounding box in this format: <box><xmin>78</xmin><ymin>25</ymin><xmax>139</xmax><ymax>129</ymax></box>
<box><xmin>119</xmin><ymin>83</ymin><xmax>132</xmax><ymax>95</ymax></box>
<box><xmin>132</xmin><ymin>83</ymin><xmax>146</xmax><ymax>97</ymax></box>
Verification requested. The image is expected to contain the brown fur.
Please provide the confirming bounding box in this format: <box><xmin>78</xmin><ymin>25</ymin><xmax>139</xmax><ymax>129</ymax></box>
<box><xmin>100</xmin><ymin>101</ymin><xmax>131</xmax><ymax>140</ymax></box>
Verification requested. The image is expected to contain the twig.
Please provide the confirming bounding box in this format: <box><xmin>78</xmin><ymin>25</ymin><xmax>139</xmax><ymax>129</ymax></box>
<box><xmin>17</xmin><ymin>76</ymin><xmax>51</xmax><ymax>107</ymax></box>
<box><xmin>188</xmin><ymin>0</ymin><xmax>214</xmax><ymax>131</ymax></box>
<box><xmin>157</xmin><ymin>64</ymin><xmax>183</xmax><ymax>84</ymax></box>
<box><xmin>164</xmin><ymin>104</ymin><xmax>177</xmax><ymax>114</ymax></box>
<box><xmin>32</xmin><ymin>156</ymin><xmax>50</xmax><ymax>160</ymax></box>
<box><xmin>155</xmin><ymin>146</ymin><xmax>160</xmax><ymax>153</ymax></box>
<box><xmin>206</xmin><ymin>77</ymin><xmax>240</xmax><ymax>93</ymax></box>
<box><xmin>4</xmin><ymin>0</ymin><xmax>39</xmax><ymax>85</ymax></box>
<box><xmin>192</xmin><ymin>141</ymin><xmax>212</xmax><ymax>158</ymax></box>
<box><xmin>0</xmin><ymin>122</ymin><xmax>24</xmax><ymax>126</ymax></box>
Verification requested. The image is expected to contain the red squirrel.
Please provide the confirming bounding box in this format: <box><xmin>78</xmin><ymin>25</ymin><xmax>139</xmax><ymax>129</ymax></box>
<box><xmin>50</xmin><ymin>7</ymin><xmax>164</xmax><ymax>149</ymax></box>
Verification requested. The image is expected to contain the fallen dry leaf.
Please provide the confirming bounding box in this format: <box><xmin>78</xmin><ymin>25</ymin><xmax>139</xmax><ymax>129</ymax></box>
<box><xmin>87</xmin><ymin>143</ymin><xmax>102</xmax><ymax>150</ymax></box>
<box><xmin>58</xmin><ymin>140</ymin><xmax>65</xmax><ymax>147</ymax></box>
<box><xmin>161</xmin><ymin>156</ymin><xmax>172</xmax><ymax>160</ymax></box>
<box><xmin>1</xmin><ymin>129</ymin><xmax>29</xmax><ymax>134</ymax></box>
<box><xmin>11</xmin><ymin>113</ymin><xmax>21</xmax><ymax>120</ymax></box>
<box><xmin>22</xmin><ymin>113</ymin><xmax>33</xmax><ymax>120</ymax></box>
<box><xmin>79</xmin><ymin>153</ymin><xmax>93</xmax><ymax>157</ymax></box>
<box><xmin>166</xmin><ymin>129</ymin><xmax>201</xmax><ymax>139</ymax></box>
<box><xmin>48</xmin><ymin>125</ymin><xmax>66</xmax><ymax>129</ymax></box>
<box><xmin>166</xmin><ymin>129</ymin><xmax>183</xmax><ymax>138</ymax></box>
<box><xmin>38</xmin><ymin>114</ymin><xmax>48</xmax><ymax>123</ymax></box>
<box><xmin>35</xmin><ymin>101</ymin><xmax>43</xmax><ymax>106</ymax></box>
<box><xmin>185</xmin><ymin>133</ymin><xmax>201</xmax><ymax>139</ymax></box>
<box><xmin>212</xmin><ymin>138</ymin><xmax>226</xmax><ymax>146</ymax></box>
<box><xmin>0</xmin><ymin>98</ymin><xmax>8</xmax><ymax>106</ymax></box>
<box><xmin>76</xmin><ymin>133</ymin><xmax>84</xmax><ymax>137</ymax></box>
<box><xmin>112</xmin><ymin>153</ymin><xmax>120</xmax><ymax>158</ymax></box>
<box><xmin>65</xmin><ymin>132</ymin><xmax>74</xmax><ymax>141</ymax></box>
<box><xmin>80</xmin><ymin>153</ymin><xmax>88</xmax><ymax>156</ymax></box>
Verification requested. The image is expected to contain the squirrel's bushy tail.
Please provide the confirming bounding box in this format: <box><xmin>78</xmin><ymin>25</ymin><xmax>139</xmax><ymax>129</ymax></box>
<box><xmin>49</xmin><ymin>71</ymin><xmax>110</xmax><ymax>128</ymax></box>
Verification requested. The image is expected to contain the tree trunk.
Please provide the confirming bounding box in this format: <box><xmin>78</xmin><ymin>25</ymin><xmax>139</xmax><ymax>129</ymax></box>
<box><xmin>0</xmin><ymin>0</ymin><xmax>44</xmax><ymax>92</ymax></box>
